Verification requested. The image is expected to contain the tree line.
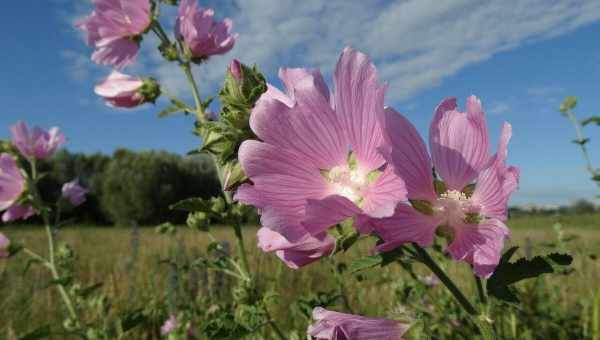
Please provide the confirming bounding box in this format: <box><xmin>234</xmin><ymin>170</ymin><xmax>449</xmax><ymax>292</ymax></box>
<box><xmin>32</xmin><ymin>149</ymin><xmax>222</xmax><ymax>226</ymax></box>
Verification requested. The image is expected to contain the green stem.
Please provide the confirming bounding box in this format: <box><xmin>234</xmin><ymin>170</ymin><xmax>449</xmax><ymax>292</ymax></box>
<box><xmin>475</xmin><ymin>275</ymin><xmax>487</xmax><ymax>305</ymax></box>
<box><xmin>330</xmin><ymin>259</ymin><xmax>353</xmax><ymax>313</ymax></box>
<box><xmin>263</xmin><ymin>305</ymin><xmax>288</xmax><ymax>340</ymax></box>
<box><xmin>412</xmin><ymin>243</ymin><xmax>477</xmax><ymax>315</ymax></box>
<box><xmin>29</xmin><ymin>159</ymin><xmax>80</xmax><ymax>326</ymax></box>
<box><xmin>565</xmin><ymin>109</ymin><xmax>598</xmax><ymax>180</ymax></box>
<box><xmin>181</xmin><ymin>62</ymin><xmax>205</xmax><ymax>122</ymax></box>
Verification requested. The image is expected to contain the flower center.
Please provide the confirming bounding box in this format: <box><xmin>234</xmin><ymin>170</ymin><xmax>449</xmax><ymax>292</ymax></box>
<box><xmin>326</xmin><ymin>165</ymin><xmax>368</xmax><ymax>203</ymax></box>
<box><xmin>434</xmin><ymin>190</ymin><xmax>481</xmax><ymax>226</ymax></box>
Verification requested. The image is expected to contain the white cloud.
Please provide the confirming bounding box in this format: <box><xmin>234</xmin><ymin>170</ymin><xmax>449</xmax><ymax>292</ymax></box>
<box><xmin>488</xmin><ymin>101</ymin><xmax>511</xmax><ymax>115</ymax></box>
<box><xmin>63</xmin><ymin>0</ymin><xmax>600</xmax><ymax>105</ymax></box>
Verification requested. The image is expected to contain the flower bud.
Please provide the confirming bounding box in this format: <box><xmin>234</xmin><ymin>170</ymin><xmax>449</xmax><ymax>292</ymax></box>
<box><xmin>95</xmin><ymin>71</ymin><xmax>161</xmax><ymax>108</ymax></box>
<box><xmin>10</xmin><ymin>122</ymin><xmax>65</xmax><ymax>160</ymax></box>
<box><xmin>229</xmin><ymin>59</ymin><xmax>242</xmax><ymax>82</ymax></box>
<box><xmin>159</xmin><ymin>42</ymin><xmax>180</xmax><ymax>62</ymax></box>
<box><xmin>62</xmin><ymin>179</ymin><xmax>87</xmax><ymax>206</ymax></box>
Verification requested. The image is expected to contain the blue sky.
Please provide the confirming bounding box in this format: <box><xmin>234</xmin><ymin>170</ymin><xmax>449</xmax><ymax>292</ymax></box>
<box><xmin>1</xmin><ymin>1</ymin><xmax>600</xmax><ymax>205</ymax></box>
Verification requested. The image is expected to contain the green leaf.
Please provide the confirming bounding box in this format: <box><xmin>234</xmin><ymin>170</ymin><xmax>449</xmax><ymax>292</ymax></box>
<box><xmin>487</xmin><ymin>250</ymin><xmax>573</xmax><ymax>303</ymax></box>
<box><xmin>349</xmin><ymin>248</ymin><xmax>405</xmax><ymax>273</ymax></box>
<box><xmin>560</xmin><ymin>96</ymin><xmax>577</xmax><ymax>113</ymax></box>
<box><xmin>119</xmin><ymin>309</ymin><xmax>147</xmax><ymax>332</ymax></box>
<box><xmin>79</xmin><ymin>282</ymin><xmax>103</xmax><ymax>298</ymax></box>
<box><xmin>158</xmin><ymin>104</ymin><xmax>185</xmax><ymax>117</ymax></box>
<box><xmin>170</xmin><ymin>197</ymin><xmax>211</xmax><ymax>212</ymax></box>
<box><xmin>593</xmin><ymin>174</ymin><xmax>600</xmax><ymax>182</ymax></box>
<box><xmin>581</xmin><ymin>116</ymin><xmax>600</xmax><ymax>126</ymax></box>
<box><xmin>18</xmin><ymin>324</ymin><xmax>51</xmax><ymax>340</ymax></box>
<box><xmin>572</xmin><ymin>138</ymin><xmax>590</xmax><ymax>145</ymax></box>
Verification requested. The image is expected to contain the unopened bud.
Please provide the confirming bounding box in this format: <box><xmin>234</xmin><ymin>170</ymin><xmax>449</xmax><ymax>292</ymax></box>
<box><xmin>229</xmin><ymin>59</ymin><xmax>242</xmax><ymax>82</ymax></box>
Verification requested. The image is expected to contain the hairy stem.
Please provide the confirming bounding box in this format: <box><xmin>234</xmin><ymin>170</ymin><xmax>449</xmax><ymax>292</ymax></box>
<box><xmin>412</xmin><ymin>243</ymin><xmax>477</xmax><ymax>315</ymax></box>
<box><xmin>475</xmin><ymin>275</ymin><xmax>487</xmax><ymax>305</ymax></box>
<box><xmin>181</xmin><ymin>62</ymin><xmax>206</xmax><ymax>122</ymax></box>
<box><xmin>263</xmin><ymin>305</ymin><xmax>288</xmax><ymax>340</ymax></box>
<box><xmin>565</xmin><ymin>108</ymin><xmax>598</xmax><ymax>180</ymax></box>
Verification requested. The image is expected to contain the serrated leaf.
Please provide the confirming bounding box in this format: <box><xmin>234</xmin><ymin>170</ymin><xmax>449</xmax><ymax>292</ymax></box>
<box><xmin>170</xmin><ymin>197</ymin><xmax>211</xmax><ymax>212</ymax></box>
<box><xmin>18</xmin><ymin>324</ymin><xmax>51</xmax><ymax>340</ymax></box>
<box><xmin>560</xmin><ymin>96</ymin><xmax>577</xmax><ymax>112</ymax></box>
<box><xmin>349</xmin><ymin>248</ymin><xmax>404</xmax><ymax>273</ymax></box>
<box><xmin>573</xmin><ymin>138</ymin><xmax>590</xmax><ymax>145</ymax></box>
<box><xmin>582</xmin><ymin>116</ymin><xmax>600</xmax><ymax>126</ymax></box>
<box><xmin>487</xmin><ymin>251</ymin><xmax>572</xmax><ymax>303</ymax></box>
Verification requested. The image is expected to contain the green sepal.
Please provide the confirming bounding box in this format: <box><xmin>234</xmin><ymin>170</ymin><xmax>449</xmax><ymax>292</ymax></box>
<box><xmin>434</xmin><ymin>179</ymin><xmax>447</xmax><ymax>196</ymax></box>
<box><xmin>409</xmin><ymin>199</ymin><xmax>434</xmax><ymax>215</ymax></box>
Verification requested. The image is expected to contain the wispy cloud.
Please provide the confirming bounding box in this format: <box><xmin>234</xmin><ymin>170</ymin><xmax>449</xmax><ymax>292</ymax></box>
<box><xmin>61</xmin><ymin>0</ymin><xmax>600</xmax><ymax>105</ymax></box>
<box><xmin>488</xmin><ymin>101</ymin><xmax>512</xmax><ymax>115</ymax></box>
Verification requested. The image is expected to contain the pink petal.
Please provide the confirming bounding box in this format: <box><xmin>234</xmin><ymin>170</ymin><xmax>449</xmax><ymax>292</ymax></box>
<box><xmin>249</xmin><ymin>74</ymin><xmax>347</xmax><ymax>169</ymax></box>
<box><xmin>257</xmin><ymin>227</ymin><xmax>334</xmax><ymax>269</ymax></box>
<box><xmin>237</xmin><ymin>140</ymin><xmax>330</xmax><ymax>232</ymax></box>
<box><xmin>308</xmin><ymin>307</ymin><xmax>409</xmax><ymax>340</ymax></box>
<box><xmin>429</xmin><ymin>96</ymin><xmax>490</xmax><ymax>190</ymax></box>
<box><xmin>447</xmin><ymin>219</ymin><xmax>509</xmax><ymax>278</ymax></box>
<box><xmin>370</xmin><ymin>204</ymin><xmax>441</xmax><ymax>252</ymax></box>
<box><xmin>471</xmin><ymin>123</ymin><xmax>519</xmax><ymax>221</ymax></box>
<box><xmin>0</xmin><ymin>153</ymin><xmax>25</xmax><ymax>210</ymax></box>
<box><xmin>2</xmin><ymin>204</ymin><xmax>34</xmax><ymax>223</ymax></box>
<box><xmin>379</xmin><ymin>107</ymin><xmax>437</xmax><ymax>201</ymax></box>
<box><xmin>91</xmin><ymin>37</ymin><xmax>139</xmax><ymax>69</ymax></box>
<box><xmin>303</xmin><ymin>195</ymin><xmax>362</xmax><ymax>235</ymax></box>
<box><xmin>0</xmin><ymin>232</ymin><xmax>9</xmax><ymax>258</ymax></box>
<box><xmin>334</xmin><ymin>47</ymin><xmax>387</xmax><ymax>172</ymax></box>
<box><xmin>361</xmin><ymin>166</ymin><xmax>407</xmax><ymax>218</ymax></box>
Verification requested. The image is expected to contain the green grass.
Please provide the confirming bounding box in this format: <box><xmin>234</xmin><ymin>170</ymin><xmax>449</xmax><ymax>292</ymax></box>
<box><xmin>1</xmin><ymin>213</ymin><xmax>599</xmax><ymax>339</ymax></box>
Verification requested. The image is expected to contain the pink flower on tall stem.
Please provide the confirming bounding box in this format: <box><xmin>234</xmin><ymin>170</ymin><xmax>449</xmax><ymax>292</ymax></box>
<box><xmin>62</xmin><ymin>179</ymin><xmax>88</xmax><ymax>206</ymax></box>
<box><xmin>176</xmin><ymin>0</ymin><xmax>237</xmax><ymax>60</ymax></box>
<box><xmin>308</xmin><ymin>307</ymin><xmax>409</xmax><ymax>340</ymax></box>
<box><xmin>2</xmin><ymin>204</ymin><xmax>34</xmax><ymax>223</ymax></box>
<box><xmin>0</xmin><ymin>232</ymin><xmax>10</xmax><ymax>258</ymax></box>
<box><xmin>10</xmin><ymin>122</ymin><xmax>65</xmax><ymax>160</ymax></box>
<box><xmin>94</xmin><ymin>71</ymin><xmax>147</xmax><ymax>108</ymax></box>
<box><xmin>371</xmin><ymin>96</ymin><xmax>519</xmax><ymax>278</ymax></box>
<box><xmin>235</xmin><ymin>48</ymin><xmax>406</xmax><ymax>251</ymax></box>
<box><xmin>160</xmin><ymin>315</ymin><xmax>177</xmax><ymax>336</ymax></box>
<box><xmin>76</xmin><ymin>0</ymin><xmax>152</xmax><ymax>69</ymax></box>
<box><xmin>0</xmin><ymin>154</ymin><xmax>25</xmax><ymax>210</ymax></box>
<box><xmin>257</xmin><ymin>227</ymin><xmax>334</xmax><ymax>269</ymax></box>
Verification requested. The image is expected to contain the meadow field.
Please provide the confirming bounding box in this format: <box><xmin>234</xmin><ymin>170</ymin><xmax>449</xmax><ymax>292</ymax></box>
<box><xmin>1</xmin><ymin>213</ymin><xmax>599</xmax><ymax>339</ymax></box>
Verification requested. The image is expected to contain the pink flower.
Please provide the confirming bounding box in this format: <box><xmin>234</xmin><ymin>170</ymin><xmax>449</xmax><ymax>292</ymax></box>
<box><xmin>308</xmin><ymin>307</ymin><xmax>409</xmax><ymax>340</ymax></box>
<box><xmin>160</xmin><ymin>315</ymin><xmax>177</xmax><ymax>336</ymax></box>
<box><xmin>76</xmin><ymin>0</ymin><xmax>151</xmax><ymax>69</ymax></box>
<box><xmin>235</xmin><ymin>48</ymin><xmax>406</xmax><ymax>245</ymax></box>
<box><xmin>371</xmin><ymin>96</ymin><xmax>520</xmax><ymax>278</ymax></box>
<box><xmin>10</xmin><ymin>122</ymin><xmax>65</xmax><ymax>160</ymax></box>
<box><xmin>0</xmin><ymin>232</ymin><xmax>10</xmax><ymax>258</ymax></box>
<box><xmin>175</xmin><ymin>0</ymin><xmax>237</xmax><ymax>60</ymax></box>
<box><xmin>257</xmin><ymin>227</ymin><xmax>334</xmax><ymax>269</ymax></box>
<box><xmin>62</xmin><ymin>179</ymin><xmax>88</xmax><ymax>206</ymax></box>
<box><xmin>0</xmin><ymin>153</ymin><xmax>26</xmax><ymax>212</ymax></box>
<box><xmin>2</xmin><ymin>204</ymin><xmax>35</xmax><ymax>223</ymax></box>
<box><xmin>229</xmin><ymin>59</ymin><xmax>242</xmax><ymax>82</ymax></box>
<box><xmin>94</xmin><ymin>71</ymin><xmax>156</xmax><ymax>108</ymax></box>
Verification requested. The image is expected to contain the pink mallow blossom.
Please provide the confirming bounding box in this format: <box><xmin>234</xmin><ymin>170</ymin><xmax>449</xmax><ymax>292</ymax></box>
<box><xmin>0</xmin><ymin>153</ymin><xmax>26</xmax><ymax>211</ymax></box>
<box><xmin>62</xmin><ymin>179</ymin><xmax>88</xmax><ymax>206</ymax></box>
<box><xmin>0</xmin><ymin>232</ymin><xmax>10</xmax><ymax>258</ymax></box>
<box><xmin>160</xmin><ymin>315</ymin><xmax>177</xmax><ymax>336</ymax></box>
<box><xmin>257</xmin><ymin>227</ymin><xmax>334</xmax><ymax>269</ymax></box>
<box><xmin>95</xmin><ymin>71</ymin><xmax>147</xmax><ymax>108</ymax></box>
<box><xmin>76</xmin><ymin>0</ymin><xmax>151</xmax><ymax>69</ymax></box>
<box><xmin>11</xmin><ymin>122</ymin><xmax>65</xmax><ymax>160</ymax></box>
<box><xmin>235</xmin><ymin>48</ymin><xmax>406</xmax><ymax>259</ymax></box>
<box><xmin>0</xmin><ymin>153</ymin><xmax>34</xmax><ymax>223</ymax></box>
<box><xmin>308</xmin><ymin>307</ymin><xmax>409</xmax><ymax>340</ymax></box>
<box><xmin>2</xmin><ymin>204</ymin><xmax>34</xmax><ymax>223</ymax></box>
<box><xmin>176</xmin><ymin>0</ymin><xmax>237</xmax><ymax>60</ymax></box>
<box><xmin>370</xmin><ymin>96</ymin><xmax>520</xmax><ymax>278</ymax></box>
